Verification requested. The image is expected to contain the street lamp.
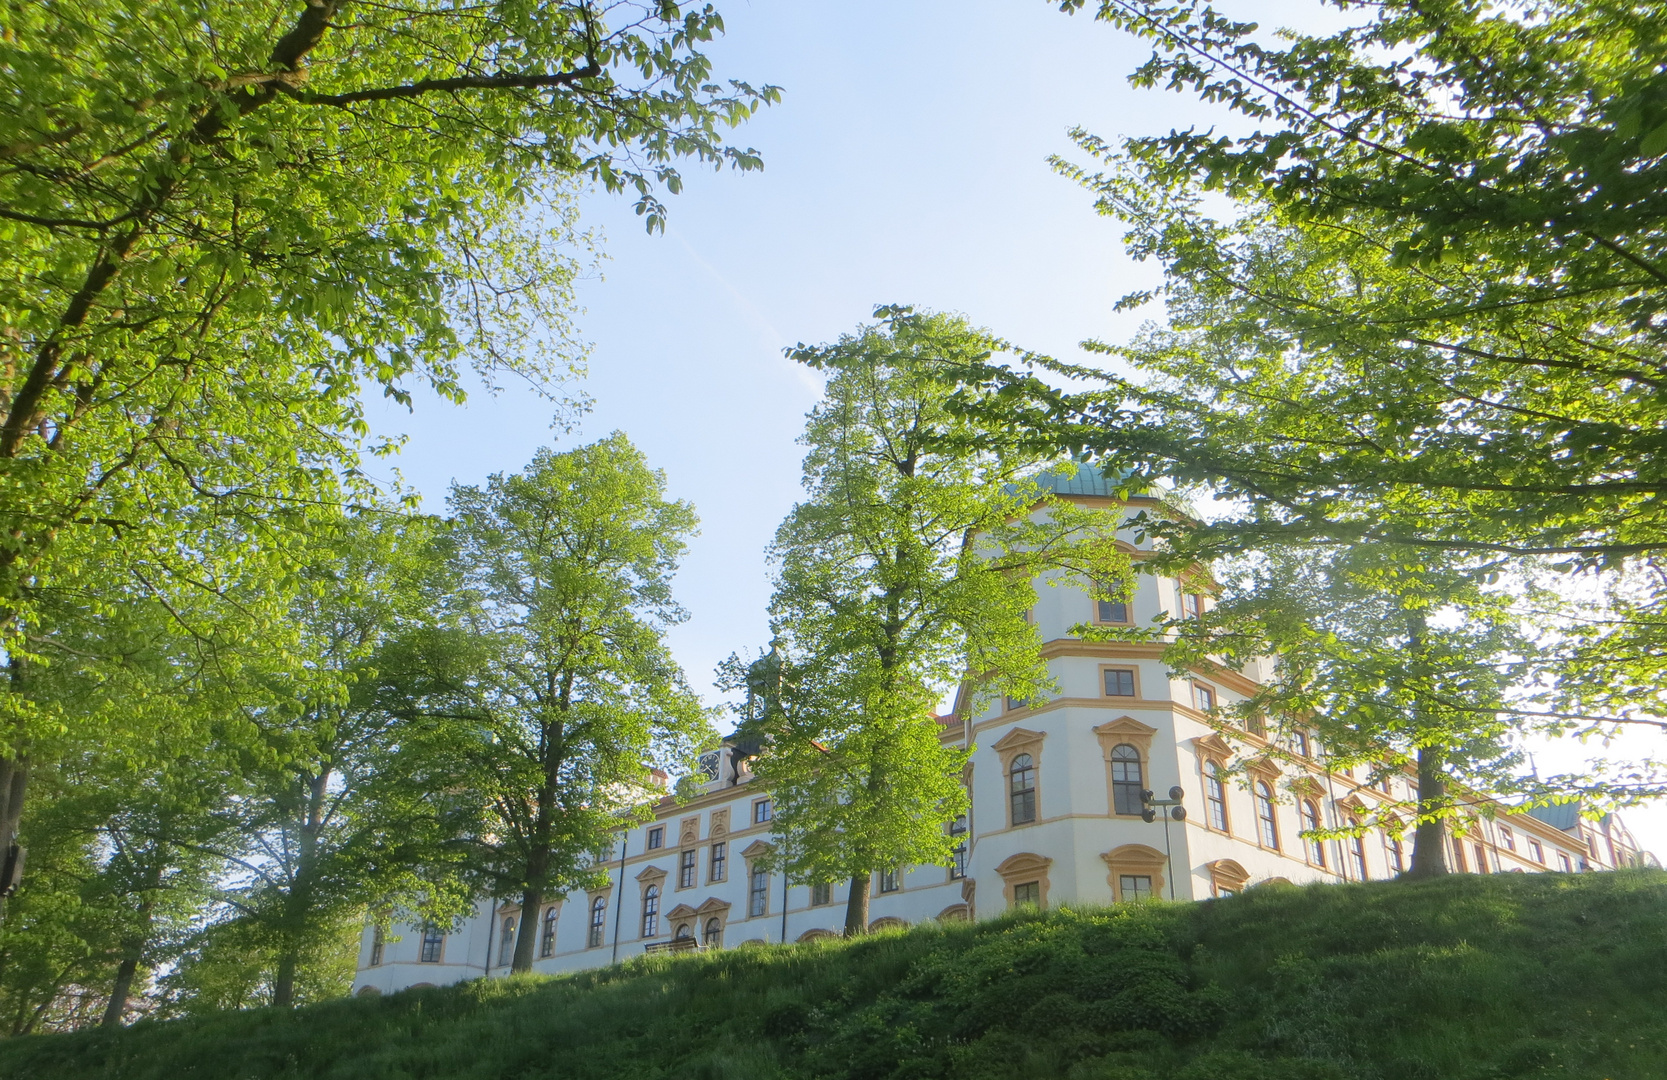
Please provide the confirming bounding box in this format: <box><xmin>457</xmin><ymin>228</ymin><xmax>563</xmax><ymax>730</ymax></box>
<box><xmin>1141</xmin><ymin>786</ymin><xmax>1186</xmax><ymax>900</ymax></box>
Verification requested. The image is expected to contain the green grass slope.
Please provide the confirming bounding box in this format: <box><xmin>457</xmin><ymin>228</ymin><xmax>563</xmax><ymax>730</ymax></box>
<box><xmin>3</xmin><ymin>871</ymin><xmax>1663</xmax><ymax>1080</ymax></box>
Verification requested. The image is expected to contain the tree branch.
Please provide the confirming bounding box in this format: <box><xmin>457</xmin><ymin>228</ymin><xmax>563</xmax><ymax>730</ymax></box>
<box><xmin>280</xmin><ymin>63</ymin><xmax>601</xmax><ymax>107</ymax></box>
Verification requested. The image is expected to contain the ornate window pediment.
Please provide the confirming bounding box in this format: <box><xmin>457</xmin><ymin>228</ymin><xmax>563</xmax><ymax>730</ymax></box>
<box><xmin>1101</xmin><ymin>843</ymin><xmax>1167</xmax><ymax>901</ymax></box>
<box><xmin>1205</xmin><ymin>858</ymin><xmax>1250</xmax><ymax>897</ymax></box>
<box><xmin>994</xmin><ymin>851</ymin><xmax>1053</xmax><ymax>910</ymax></box>
<box><xmin>991</xmin><ymin>726</ymin><xmax>1045</xmax><ymax>760</ymax></box>
<box><xmin>1094</xmin><ymin>716</ymin><xmax>1157</xmax><ymax>757</ymax></box>
<box><xmin>1191</xmin><ymin>733</ymin><xmax>1234</xmax><ymax>764</ymax></box>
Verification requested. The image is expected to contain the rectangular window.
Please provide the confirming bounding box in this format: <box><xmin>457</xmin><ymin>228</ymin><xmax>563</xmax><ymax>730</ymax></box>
<box><xmin>1193</xmin><ymin>683</ymin><xmax>1215</xmax><ymax>711</ymax></box>
<box><xmin>1500</xmin><ymin>825</ymin><xmax>1516</xmax><ymax>851</ymax></box>
<box><xmin>949</xmin><ymin>816</ymin><xmax>968</xmax><ymax>880</ymax></box>
<box><xmin>1182</xmin><ymin>593</ymin><xmax>1203</xmax><ymax>619</ymax></box>
<box><xmin>1557</xmin><ymin>851</ymin><xmax>1572</xmax><ymax>873</ymax></box>
<box><xmin>879</xmin><ymin>867</ymin><xmax>900</xmax><ymax>893</ymax></box>
<box><xmin>1103</xmin><ymin>668</ymin><xmax>1136</xmax><ymax>697</ymax></box>
<box><xmin>709</xmin><ymin>841</ymin><xmax>727</xmax><ymax>882</ymax></box>
<box><xmin>1473</xmin><ymin>843</ymin><xmax>1489</xmax><ymax>874</ymax></box>
<box><xmin>647</xmin><ymin>826</ymin><xmax>664</xmax><ymax>850</ymax></box>
<box><xmin>811</xmin><ymin>881</ymin><xmax>832</xmax><ymax>907</ymax></box>
<box><xmin>749</xmin><ymin>866</ymin><xmax>770</xmax><ymax>917</ymax></box>
<box><xmin>1529</xmin><ymin>838</ymin><xmax>1545</xmax><ymax>864</ymax></box>
<box><xmin>1119</xmin><ymin>875</ymin><xmax>1153</xmax><ymax>901</ymax></box>
<box><xmin>369</xmin><ymin>926</ymin><xmax>384</xmax><ymax>967</ymax></box>
<box><xmin>1293</xmin><ymin>730</ymin><xmax>1311</xmax><ymax>758</ymax></box>
<box><xmin>1096</xmin><ymin>597</ymin><xmax>1129</xmax><ymax>624</ymax></box>
<box><xmin>1451</xmin><ymin>840</ymin><xmax>1468</xmax><ymax>873</ymax></box>
<box><xmin>1206</xmin><ymin>767</ymin><xmax>1228</xmax><ymax>832</ymax></box>
<box><xmin>1012</xmin><ymin>880</ymin><xmax>1041</xmax><ymax>908</ymax></box>
<box><xmin>419</xmin><ymin>927</ymin><xmax>444</xmax><ymax>964</ymax></box>
<box><xmin>679</xmin><ymin>849</ymin><xmax>697</xmax><ymax>889</ymax></box>
<box><xmin>753</xmin><ymin>799</ymin><xmax>773</xmax><ymax>824</ymax></box>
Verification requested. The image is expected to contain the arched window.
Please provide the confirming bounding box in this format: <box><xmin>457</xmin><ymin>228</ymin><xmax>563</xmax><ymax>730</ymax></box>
<box><xmin>1009</xmin><ymin>753</ymin><xmax>1036</xmax><ymax>825</ymax></box>
<box><xmin>1301</xmin><ymin>800</ymin><xmax>1325</xmax><ymax>866</ymax></box>
<box><xmin>1255</xmin><ymin>781</ymin><xmax>1279</xmax><ymax>849</ymax></box>
<box><xmin>704</xmin><ymin>916</ymin><xmax>723</xmax><ymax>947</ymax></box>
<box><xmin>540</xmin><ymin>906</ymin><xmax>558</xmax><ymax>958</ymax></box>
<box><xmin>1110</xmin><ymin>744</ymin><xmax>1144</xmax><ymax>816</ymax></box>
<box><xmin>1387</xmin><ymin>835</ymin><xmax>1405</xmax><ymax>874</ymax></box>
<box><xmin>1206</xmin><ymin>764</ymin><xmax>1228</xmax><ymax>832</ymax></box>
<box><xmin>588</xmin><ymin>896</ymin><xmax>607</xmax><ymax>948</ymax></box>
<box><xmin>641</xmin><ymin>885</ymin><xmax>660</xmax><ymax>938</ymax></box>
<box><xmin>675</xmin><ymin>924</ymin><xmax>693</xmax><ymax>941</ymax></box>
<box><xmin>497</xmin><ymin>915</ymin><xmax>516</xmax><ymax>967</ymax></box>
<box><xmin>1349</xmin><ymin>824</ymin><xmax>1369</xmax><ymax>880</ymax></box>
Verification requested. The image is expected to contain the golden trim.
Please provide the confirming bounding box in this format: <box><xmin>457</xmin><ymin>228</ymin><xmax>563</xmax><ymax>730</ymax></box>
<box><xmin>995</xmin><ymin>852</ymin><xmax>1052</xmax><ymax>910</ymax></box>
<box><xmin>1102</xmin><ymin>844</ymin><xmax>1167</xmax><ymax>900</ymax></box>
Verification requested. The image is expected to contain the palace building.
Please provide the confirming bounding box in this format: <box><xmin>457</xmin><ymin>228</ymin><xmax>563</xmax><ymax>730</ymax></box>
<box><xmin>353</xmin><ymin>466</ymin><xmax>1652</xmax><ymax>996</ymax></box>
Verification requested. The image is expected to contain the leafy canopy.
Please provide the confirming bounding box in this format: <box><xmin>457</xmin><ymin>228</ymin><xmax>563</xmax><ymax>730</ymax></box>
<box><xmin>754</xmin><ymin>308</ymin><xmax>1126</xmax><ymax>908</ymax></box>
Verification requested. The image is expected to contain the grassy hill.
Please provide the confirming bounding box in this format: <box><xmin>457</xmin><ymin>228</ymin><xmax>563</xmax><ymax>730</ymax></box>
<box><xmin>2</xmin><ymin>871</ymin><xmax>1664</xmax><ymax>1080</ymax></box>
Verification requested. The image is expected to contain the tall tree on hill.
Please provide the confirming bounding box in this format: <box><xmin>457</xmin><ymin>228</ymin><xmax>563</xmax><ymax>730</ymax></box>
<box><xmin>0</xmin><ymin>0</ymin><xmax>776</xmax><ymax>901</ymax></box>
<box><xmin>756</xmin><ymin>308</ymin><xmax>1125</xmax><ymax>936</ymax></box>
<box><xmin>216</xmin><ymin>513</ymin><xmax>479</xmax><ymax>1008</ymax></box>
<box><xmin>945</xmin><ymin>0</ymin><xmax>1667</xmax><ymax>796</ymax></box>
<box><xmin>448</xmin><ymin>435</ymin><xmax>711</xmax><ymax>973</ymax></box>
<box><xmin>1160</xmin><ymin>544</ymin><xmax>1529</xmax><ymax>875</ymax></box>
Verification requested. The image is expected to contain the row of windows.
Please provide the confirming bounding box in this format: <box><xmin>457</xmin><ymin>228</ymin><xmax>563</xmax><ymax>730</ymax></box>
<box><xmin>1006</xmin><ymin>743</ymin><xmax>1147</xmax><ymax>826</ymax></box>
<box><xmin>1007</xmin><ymin>668</ymin><xmax>1218</xmax><ymax>710</ymax></box>
<box><xmin>1091</xmin><ymin>589</ymin><xmax>1207</xmax><ymax>626</ymax></box>
<box><xmin>1204</xmin><ymin>768</ymin><xmax>1582</xmax><ymax>879</ymax></box>
<box><xmin>643</xmin><ymin>800</ymin><xmax>773</xmax><ymax>852</ymax></box>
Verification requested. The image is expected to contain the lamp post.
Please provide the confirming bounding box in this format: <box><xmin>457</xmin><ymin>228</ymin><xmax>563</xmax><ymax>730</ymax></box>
<box><xmin>1141</xmin><ymin>786</ymin><xmax>1187</xmax><ymax>901</ymax></box>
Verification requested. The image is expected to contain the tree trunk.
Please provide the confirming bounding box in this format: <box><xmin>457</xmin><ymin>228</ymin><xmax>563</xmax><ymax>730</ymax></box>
<box><xmin>1406</xmin><ymin>742</ymin><xmax>1450</xmax><ymax>877</ymax></box>
<box><xmin>272</xmin><ymin>950</ymin><xmax>298</xmax><ymax>1008</ymax></box>
<box><xmin>102</xmin><ymin>866</ymin><xmax>162</xmax><ymax>1026</ymax></box>
<box><xmin>1403</xmin><ymin>611</ymin><xmax>1449</xmax><ymax>878</ymax></box>
<box><xmin>0</xmin><ymin>656</ymin><xmax>32</xmax><ymax>921</ymax></box>
<box><xmin>101</xmin><ymin>957</ymin><xmax>140</xmax><ymax>1027</ymax></box>
<box><xmin>843</xmin><ymin>873</ymin><xmax>869</xmax><ymax>936</ymax></box>
<box><xmin>511</xmin><ymin>884</ymin><xmax>543</xmax><ymax>973</ymax></box>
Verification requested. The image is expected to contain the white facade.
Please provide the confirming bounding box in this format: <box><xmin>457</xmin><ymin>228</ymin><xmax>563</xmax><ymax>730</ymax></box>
<box><xmin>354</xmin><ymin>473</ymin><xmax>1650</xmax><ymax>996</ymax></box>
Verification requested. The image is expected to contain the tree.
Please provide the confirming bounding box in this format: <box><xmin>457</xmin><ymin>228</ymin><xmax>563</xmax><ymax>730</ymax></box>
<box><xmin>0</xmin><ymin>0</ymin><xmax>776</xmax><ymax>898</ymax></box>
<box><xmin>447</xmin><ymin>434</ymin><xmax>711</xmax><ymax>973</ymax></box>
<box><xmin>1158</xmin><ymin>544</ymin><xmax>1530</xmax><ymax>874</ymax></box>
<box><xmin>90</xmin><ymin>760</ymin><xmax>236</xmax><ymax>1027</ymax></box>
<box><xmin>1033</xmin><ymin>0</ymin><xmax>1667</xmax><ymax>562</ymax></box>
<box><xmin>756</xmin><ymin>308</ymin><xmax>1121</xmax><ymax>935</ymax></box>
<box><xmin>213</xmin><ymin>513</ymin><xmax>478</xmax><ymax>1008</ymax></box>
<box><xmin>942</xmin><ymin>0</ymin><xmax>1667</xmax><ymax>795</ymax></box>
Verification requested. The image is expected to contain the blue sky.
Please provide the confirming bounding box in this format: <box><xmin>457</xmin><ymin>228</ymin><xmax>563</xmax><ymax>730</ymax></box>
<box><xmin>366</xmin><ymin>0</ymin><xmax>1665</xmax><ymax>853</ymax></box>
<box><xmin>367</xmin><ymin>0</ymin><xmax>1188</xmax><ymax>686</ymax></box>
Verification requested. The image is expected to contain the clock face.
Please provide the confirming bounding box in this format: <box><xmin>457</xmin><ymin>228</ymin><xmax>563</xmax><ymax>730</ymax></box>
<box><xmin>698</xmin><ymin>751</ymin><xmax>721</xmax><ymax>780</ymax></box>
